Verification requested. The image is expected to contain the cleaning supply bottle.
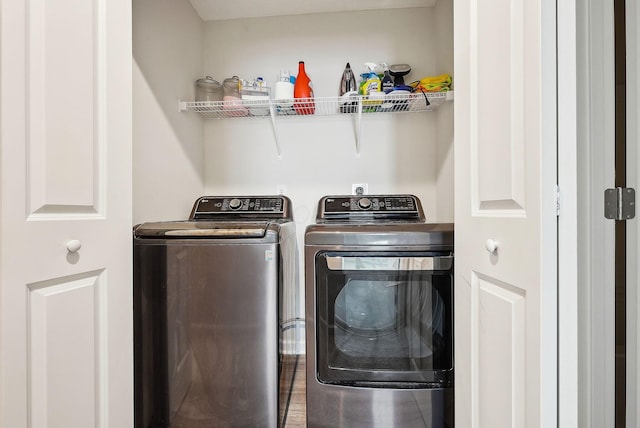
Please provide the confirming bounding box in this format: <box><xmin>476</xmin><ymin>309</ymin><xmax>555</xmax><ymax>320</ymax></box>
<box><xmin>380</xmin><ymin>63</ymin><xmax>394</xmax><ymax>93</ymax></box>
<box><xmin>274</xmin><ymin>69</ymin><xmax>295</xmax><ymax>113</ymax></box>
<box><xmin>339</xmin><ymin>62</ymin><xmax>357</xmax><ymax>96</ymax></box>
<box><xmin>358</xmin><ymin>62</ymin><xmax>381</xmax><ymax>96</ymax></box>
<box><xmin>294</xmin><ymin>61</ymin><xmax>315</xmax><ymax>115</ymax></box>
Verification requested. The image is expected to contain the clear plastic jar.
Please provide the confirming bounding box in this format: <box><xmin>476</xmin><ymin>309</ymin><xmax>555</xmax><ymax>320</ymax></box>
<box><xmin>195</xmin><ymin>76</ymin><xmax>222</xmax><ymax>102</ymax></box>
<box><xmin>222</xmin><ymin>76</ymin><xmax>247</xmax><ymax>117</ymax></box>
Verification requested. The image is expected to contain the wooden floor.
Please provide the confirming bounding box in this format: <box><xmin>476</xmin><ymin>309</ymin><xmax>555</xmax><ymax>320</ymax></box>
<box><xmin>280</xmin><ymin>355</ymin><xmax>306</xmax><ymax>427</ymax></box>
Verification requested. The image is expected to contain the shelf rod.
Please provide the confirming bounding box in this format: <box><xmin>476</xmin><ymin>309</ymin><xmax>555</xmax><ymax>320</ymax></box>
<box><xmin>355</xmin><ymin>98</ymin><xmax>363</xmax><ymax>158</ymax></box>
<box><xmin>268</xmin><ymin>104</ymin><xmax>283</xmax><ymax>159</ymax></box>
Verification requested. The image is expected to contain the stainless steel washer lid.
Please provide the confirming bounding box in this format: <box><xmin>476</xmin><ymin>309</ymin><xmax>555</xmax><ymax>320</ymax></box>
<box><xmin>133</xmin><ymin>220</ymin><xmax>275</xmax><ymax>239</ymax></box>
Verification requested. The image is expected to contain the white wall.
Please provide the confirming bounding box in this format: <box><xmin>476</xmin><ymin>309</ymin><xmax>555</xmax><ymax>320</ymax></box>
<box><xmin>435</xmin><ymin>0</ymin><xmax>454</xmax><ymax>221</ymax></box>
<box><xmin>201</xmin><ymin>7</ymin><xmax>454</xmax><ymax>353</ymax></box>
<box><xmin>202</xmin><ymin>8</ymin><xmax>453</xmax><ymax>220</ymax></box>
<box><xmin>133</xmin><ymin>0</ymin><xmax>206</xmax><ymax>224</ymax></box>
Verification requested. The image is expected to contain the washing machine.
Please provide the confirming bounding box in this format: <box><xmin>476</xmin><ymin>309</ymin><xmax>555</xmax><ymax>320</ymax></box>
<box><xmin>305</xmin><ymin>194</ymin><xmax>454</xmax><ymax>428</ymax></box>
<box><xmin>134</xmin><ymin>195</ymin><xmax>297</xmax><ymax>428</ymax></box>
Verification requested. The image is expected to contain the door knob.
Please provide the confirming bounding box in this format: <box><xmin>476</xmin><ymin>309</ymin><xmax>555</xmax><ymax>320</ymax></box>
<box><xmin>485</xmin><ymin>239</ymin><xmax>499</xmax><ymax>253</ymax></box>
<box><xmin>66</xmin><ymin>240</ymin><xmax>82</xmax><ymax>253</ymax></box>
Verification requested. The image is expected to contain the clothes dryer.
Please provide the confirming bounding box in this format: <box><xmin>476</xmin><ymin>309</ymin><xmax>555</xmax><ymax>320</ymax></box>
<box><xmin>305</xmin><ymin>194</ymin><xmax>454</xmax><ymax>428</ymax></box>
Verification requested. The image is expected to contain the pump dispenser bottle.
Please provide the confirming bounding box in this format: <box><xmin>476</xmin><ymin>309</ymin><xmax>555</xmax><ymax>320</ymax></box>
<box><xmin>294</xmin><ymin>61</ymin><xmax>315</xmax><ymax>115</ymax></box>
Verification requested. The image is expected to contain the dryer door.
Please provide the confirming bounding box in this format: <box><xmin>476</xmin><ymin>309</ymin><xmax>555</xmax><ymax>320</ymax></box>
<box><xmin>315</xmin><ymin>251</ymin><xmax>453</xmax><ymax>388</ymax></box>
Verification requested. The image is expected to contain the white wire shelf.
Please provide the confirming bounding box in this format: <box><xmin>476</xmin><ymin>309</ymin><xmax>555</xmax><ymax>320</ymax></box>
<box><xmin>179</xmin><ymin>91</ymin><xmax>453</xmax><ymax>119</ymax></box>
<box><xmin>178</xmin><ymin>91</ymin><xmax>453</xmax><ymax>159</ymax></box>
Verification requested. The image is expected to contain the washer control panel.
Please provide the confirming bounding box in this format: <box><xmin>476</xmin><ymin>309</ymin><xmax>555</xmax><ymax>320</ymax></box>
<box><xmin>318</xmin><ymin>195</ymin><xmax>424</xmax><ymax>221</ymax></box>
<box><xmin>190</xmin><ymin>196</ymin><xmax>290</xmax><ymax>219</ymax></box>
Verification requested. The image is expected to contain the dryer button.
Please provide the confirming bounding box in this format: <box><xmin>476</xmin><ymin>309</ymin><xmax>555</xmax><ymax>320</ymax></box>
<box><xmin>229</xmin><ymin>198</ymin><xmax>242</xmax><ymax>210</ymax></box>
<box><xmin>358</xmin><ymin>197</ymin><xmax>372</xmax><ymax>210</ymax></box>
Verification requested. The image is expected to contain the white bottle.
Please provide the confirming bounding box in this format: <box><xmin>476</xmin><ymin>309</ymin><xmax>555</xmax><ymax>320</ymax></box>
<box><xmin>273</xmin><ymin>69</ymin><xmax>294</xmax><ymax>112</ymax></box>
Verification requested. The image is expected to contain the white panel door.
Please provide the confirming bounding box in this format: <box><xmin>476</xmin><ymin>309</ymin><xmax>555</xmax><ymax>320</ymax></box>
<box><xmin>0</xmin><ymin>0</ymin><xmax>132</xmax><ymax>427</ymax></box>
<box><xmin>454</xmin><ymin>0</ymin><xmax>558</xmax><ymax>426</ymax></box>
<box><xmin>627</xmin><ymin>1</ymin><xmax>640</xmax><ymax>425</ymax></box>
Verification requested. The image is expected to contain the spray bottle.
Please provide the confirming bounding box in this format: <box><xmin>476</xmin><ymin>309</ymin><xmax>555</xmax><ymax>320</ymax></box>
<box><xmin>358</xmin><ymin>62</ymin><xmax>381</xmax><ymax>96</ymax></box>
<box><xmin>380</xmin><ymin>63</ymin><xmax>394</xmax><ymax>93</ymax></box>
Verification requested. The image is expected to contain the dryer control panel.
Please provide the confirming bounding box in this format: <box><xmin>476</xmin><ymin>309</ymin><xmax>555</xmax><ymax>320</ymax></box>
<box><xmin>317</xmin><ymin>195</ymin><xmax>425</xmax><ymax>222</ymax></box>
<box><xmin>189</xmin><ymin>196</ymin><xmax>291</xmax><ymax>220</ymax></box>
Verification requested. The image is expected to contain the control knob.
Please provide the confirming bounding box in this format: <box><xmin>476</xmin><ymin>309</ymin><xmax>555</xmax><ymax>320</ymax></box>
<box><xmin>228</xmin><ymin>198</ymin><xmax>242</xmax><ymax>210</ymax></box>
<box><xmin>358</xmin><ymin>197</ymin><xmax>372</xmax><ymax>210</ymax></box>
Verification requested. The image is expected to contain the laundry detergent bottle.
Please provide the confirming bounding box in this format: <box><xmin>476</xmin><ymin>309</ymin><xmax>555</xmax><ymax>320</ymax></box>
<box><xmin>293</xmin><ymin>61</ymin><xmax>315</xmax><ymax>115</ymax></box>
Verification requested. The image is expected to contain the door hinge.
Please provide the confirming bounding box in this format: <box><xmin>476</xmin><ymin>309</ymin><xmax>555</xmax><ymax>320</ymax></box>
<box><xmin>604</xmin><ymin>187</ymin><xmax>636</xmax><ymax>220</ymax></box>
<box><xmin>554</xmin><ymin>185</ymin><xmax>560</xmax><ymax>217</ymax></box>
